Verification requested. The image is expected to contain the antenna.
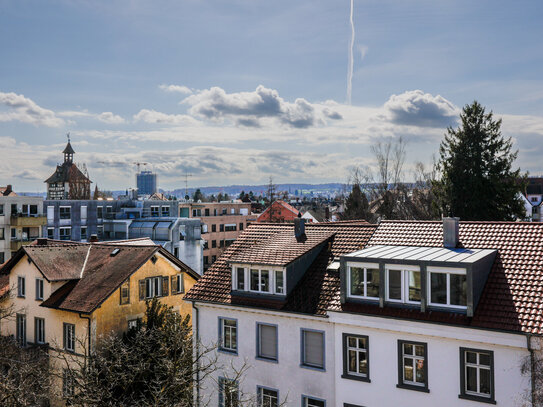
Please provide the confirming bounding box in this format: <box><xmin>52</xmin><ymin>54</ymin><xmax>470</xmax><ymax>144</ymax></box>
<box><xmin>67</xmin><ymin>132</ymin><xmax>71</xmax><ymax>143</ymax></box>
<box><xmin>182</xmin><ymin>173</ymin><xmax>193</xmax><ymax>199</ymax></box>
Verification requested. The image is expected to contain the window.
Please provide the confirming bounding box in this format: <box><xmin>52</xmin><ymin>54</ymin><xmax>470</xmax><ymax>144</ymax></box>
<box><xmin>219</xmin><ymin>318</ymin><xmax>237</xmax><ymax>353</ymax></box>
<box><xmin>59</xmin><ymin>227</ymin><xmax>71</xmax><ymax>241</ymax></box>
<box><xmin>151</xmin><ymin>206</ymin><xmax>160</xmax><ymax>217</ymax></box>
<box><xmin>171</xmin><ymin>274</ymin><xmax>184</xmax><ymax>295</ymax></box>
<box><xmin>225</xmin><ymin>224</ymin><xmax>237</xmax><ymax>232</ymax></box>
<box><xmin>0</xmin><ymin>252</ymin><xmax>4</xmax><ymax>264</ymax></box>
<box><xmin>531</xmin><ymin>197</ymin><xmax>538</xmax><ymax>202</ymax></box>
<box><xmin>17</xmin><ymin>276</ymin><xmax>25</xmax><ymax>297</ymax></box>
<box><xmin>222</xmin><ymin>208</ymin><xmax>227</xmax><ymax>215</ymax></box>
<box><xmin>236</xmin><ymin>267</ymin><xmax>245</xmax><ymax>290</ymax></box>
<box><xmin>258</xmin><ymin>386</ymin><xmax>278</xmax><ymax>407</ymax></box>
<box><xmin>212</xmin><ymin>240</ymin><xmax>217</xmax><ymax>248</ymax></box>
<box><xmin>81</xmin><ymin>226</ymin><xmax>87</xmax><ymax>240</ymax></box>
<box><xmin>97</xmin><ymin>206</ymin><xmax>103</xmax><ymax>219</ymax></box>
<box><xmin>203</xmin><ymin>240</ymin><xmax>209</xmax><ymax>250</ymax></box>
<box><xmin>257</xmin><ymin>323</ymin><xmax>278</xmax><ymax>361</ymax></box>
<box><xmin>348</xmin><ymin>264</ymin><xmax>380</xmax><ymax>299</ymax></box>
<box><xmin>35</xmin><ymin>318</ymin><xmax>45</xmax><ymax>344</ymax></box>
<box><xmin>128</xmin><ymin>319</ymin><xmax>138</xmax><ymax>330</ymax></box>
<box><xmin>59</xmin><ymin>206</ymin><xmax>71</xmax><ymax>219</ymax></box>
<box><xmin>460</xmin><ymin>348</ymin><xmax>494</xmax><ymax>402</ymax></box>
<box><xmin>397</xmin><ymin>340</ymin><xmax>428</xmax><ymax>392</ymax></box>
<box><xmin>11</xmin><ymin>228</ymin><xmax>16</xmax><ymax>239</ymax></box>
<box><xmin>212</xmin><ymin>224</ymin><xmax>217</xmax><ymax>232</ymax></box>
<box><xmin>386</xmin><ymin>266</ymin><xmax>421</xmax><ymax>304</ymax></box>
<box><xmin>47</xmin><ymin>227</ymin><xmax>54</xmax><ymax>239</ymax></box>
<box><xmin>62</xmin><ymin>369</ymin><xmax>74</xmax><ymax>398</ymax></box>
<box><xmin>0</xmin><ymin>204</ymin><xmax>3</xmax><ymax>215</ymax></box>
<box><xmin>302</xmin><ymin>396</ymin><xmax>326</xmax><ymax>407</ymax></box>
<box><xmin>192</xmin><ymin>208</ymin><xmax>202</xmax><ymax>217</ymax></box>
<box><xmin>81</xmin><ymin>205</ymin><xmax>87</xmax><ymax>220</ymax></box>
<box><xmin>205</xmin><ymin>208</ymin><xmax>210</xmax><ymax>216</ymax></box>
<box><xmin>214</xmin><ymin>208</ymin><xmax>218</xmax><ymax>216</ymax></box>
<box><xmin>97</xmin><ymin>225</ymin><xmax>103</xmax><ymax>239</ymax></box>
<box><xmin>0</xmin><ymin>228</ymin><xmax>3</xmax><ymax>240</ymax></box>
<box><xmin>429</xmin><ymin>267</ymin><xmax>467</xmax><ymax>308</ymax></box>
<box><xmin>35</xmin><ymin>278</ymin><xmax>44</xmax><ymax>300</ymax></box>
<box><xmin>275</xmin><ymin>270</ymin><xmax>285</xmax><ymax>294</ymax></box>
<box><xmin>219</xmin><ymin>377</ymin><xmax>239</xmax><ymax>407</ymax></box>
<box><xmin>161</xmin><ymin>206</ymin><xmax>169</xmax><ymax>216</ymax></box>
<box><xmin>342</xmin><ymin>333</ymin><xmax>369</xmax><ymax>381</ymax></box>
<box><xmin>11</xmin><ymin>204</ymin><xmax>18</xmax><ymax>214</ymax></box>
<box><xmin>16</xmin><ymin>314</ymin><xmax>26</xmax><ymax>347</ymax></box>
<box><xmin>220</xmin><ymin>224</ymin><xmax>225</xmax><ymax>232</ymax></box>
<box><xmin>204</xmin><ymin>256</ymin><xmax>209</xmax><ymax>265</ymax></box>
<box><xmin>239</xmin><ymin>222</ymin><xmax>244</xmax><ymax>231</ymax></box>
<box><xmin>250</xmin><ymin>269</ymin><xmax>270</xmax><ymax>293</ymax></box>
<box><xmin>212</xmin><ymin>255</ymin><xmax>217</xmax><ymax>263</ymax></box>
<box><xmin>301</xmin><ymin>329</ymin><xmax>325</xmax><ymax>370</ymax></box>
<box><xmin>142</xmin><ymin>276</ymin><xmax>167</xmax><ymax>299</ymax></box>
<box><xmin>225</xmin><ymin>239</ymin><xmax>235</xmax><ymax>247</ymax></box>
<box><xmin>120</xmin><ymin>279</ymin><xmax>130</xmax><ymax>304</ymax></box>
<box><xmin>64</xmin><ymin>323</ymin><xmax>75</xmax><ymax>352</ymax></box>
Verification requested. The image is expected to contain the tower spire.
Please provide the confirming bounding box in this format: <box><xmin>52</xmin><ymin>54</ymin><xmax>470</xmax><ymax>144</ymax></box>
<box><xmin>63</xmin><ymin>133</ymin><xmax>75</xmax><ymax>163</ymax></box>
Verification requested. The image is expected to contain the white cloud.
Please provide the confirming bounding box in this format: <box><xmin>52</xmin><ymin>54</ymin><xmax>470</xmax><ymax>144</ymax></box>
<box><xmin>97</xmin><ymin>111</ymin><xmax>125</xmax><ymax>124</ymax></box>
<box><xmin>384</xmin><ymin>90</ymin><xmax>459</xmax><ymax>128</ymax></box>
<box><xmin>133</xmin><ymin>109</ymin><xmax>199</xmax><ymax>125</ymax></box>
<box><xmin>0</xmin><ymin>91</ymin><xmax>65</xmax><ymax>127</ymax></box>
<box><xmin>58</xmin><ymin>109</ymin><xmax>125</xmax><ymax>124</ymax></box>
<box><xmin>159</xmin><ymin>84</ymin><xmax>193</xmax><ymax>94</ymax></box>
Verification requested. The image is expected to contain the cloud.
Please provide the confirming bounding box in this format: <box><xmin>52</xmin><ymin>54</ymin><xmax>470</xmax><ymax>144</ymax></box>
<box><xmin>0</xmin><ymin>91</ymin><xmax>64</xmax><ymax>127</ymax></box>
<box><xmin>182</xmin><ymin>85</ymin><xmax>342</xmax><ymax>129</ymax></box>
<box><xmin>133</xmin><ymin>109</ymin><xmax>199</xmax><ymax>125</ymax></box>
<box><xmin>13</xmin><ymin>169</ymin><xmax>43</xmax><ymax>180</ymax></box>
<box><xmin>384</xmin><ymin>90</ymin><xmax>459</xmax><ymax>128</ymax></box>
<box><xmin>97</xmin><ymin>111</ymin><xmax>125</xmax><ymax>124</ymax></box>
<box><xmin>159</xmin><ymin>84</ymin><xmax>193</xmax><ymax>95</ymax></box>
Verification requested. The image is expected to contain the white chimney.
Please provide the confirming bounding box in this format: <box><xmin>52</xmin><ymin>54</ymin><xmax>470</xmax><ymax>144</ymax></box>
<box><xmin>443</xmin><ymin>217</ymin><xmax>459</xmax><ymax>248</ymax></box>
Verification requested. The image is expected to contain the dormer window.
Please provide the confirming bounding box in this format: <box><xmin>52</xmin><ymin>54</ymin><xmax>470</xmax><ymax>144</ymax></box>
<box><xmin>347</xmin><ymin>263</ymin><xmax>379</xmax><ymax>300</ymax></box>
<box><xmin>385</xmin><ymin>265</ymin><xmax>421</xmax><ymax>304</ymax></box>
<box><xmin>251</xmin><ymin>269</ymin><xmax>269</xmax><ymax>292</ymax></box>
<box><xmin>428</xmin><ymin>267</ymin><xmax>467</xmax><ymax>308</ymax></box>
<box><xmin>232</xmin><ymin>265</ymin><xmax>286</xmax><ymax>296</ymax></box>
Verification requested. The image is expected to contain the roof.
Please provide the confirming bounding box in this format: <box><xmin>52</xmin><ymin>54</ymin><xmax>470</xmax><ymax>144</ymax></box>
<box><xmin>347</xmin><ymin>244</ymin><xmax>496</xmax><ymax>264</ymax></box>
<box><xmin>0</xmin><ymin>186</ymin><xmax>16</xmax><ymax>196</ymax></box>
<box><xmin>2</xmin><ymin>239</ymin><xmax>199</xmax><ymax>313</ymax></box>
<box><xmin>184</xmin><ymin>222</ymin><xmax>378</xmax><ymax>314</ymax></box>
<box><xmin>328</xmin><ymin>220</ymin><xmax>543</xmax><ymax>335</ymax></box>
<box><xmin>0</xmin><ymin>274</ymin><xmax>9</xmax><ymax>297</ymax></box>
<box><xmin>257</xmin><ymin>200</ymin><xmax>300</xmax><ymax>221</ymax></box>
<box><xmin>45</xmin><ymin>162</ymin><xmax>91</xmax><ymax>184</ymax></box>
<box><xmin>62</xmin><ymin>141</ymin><xmax>75</xmax><ymax>154</ymax></box>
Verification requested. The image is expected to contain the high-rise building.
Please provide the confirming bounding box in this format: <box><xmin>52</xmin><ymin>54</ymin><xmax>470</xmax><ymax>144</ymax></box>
<box><xmin>137</xmin><ymin>170</ymin><xmax>157</xmax><ymax>196</ymax></box>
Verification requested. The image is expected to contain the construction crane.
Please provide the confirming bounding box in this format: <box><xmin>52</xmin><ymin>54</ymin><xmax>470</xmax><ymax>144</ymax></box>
<box><xmin>133</xmin><ymin>162</ymin><xmax>149</xmax><ymax>173</ymax></box>
<box><xmin>182</xmin><ymin>173</ymin><xmax>193</xmax><ymax>199</ymax></box>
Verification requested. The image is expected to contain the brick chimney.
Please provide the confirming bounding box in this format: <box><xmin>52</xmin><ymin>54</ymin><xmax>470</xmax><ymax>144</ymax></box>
<box><xmin>3</xmin><ymin>184</ymin><xmax>12</xmax><ymax>196</ymax></box>
<box><xmin>36</xmin><ymin>238</ymin><xmax>47</xmax><ymax>246</ymax></box>
<box><xmin>443</xmin><ymin>217</ymin><xmax>459</xmax><ymax>248</ymax></box>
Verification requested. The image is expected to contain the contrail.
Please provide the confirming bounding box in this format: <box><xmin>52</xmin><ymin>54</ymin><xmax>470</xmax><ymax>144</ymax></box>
<box><xmin>347</xmin><ymin>0</ymin><xmax>355</xmax><ymax>104</ymax></box>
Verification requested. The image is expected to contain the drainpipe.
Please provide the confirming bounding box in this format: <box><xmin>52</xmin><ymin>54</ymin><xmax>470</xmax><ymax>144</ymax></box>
<box><xmin>78</xmin><ymin>313</ymin><xmax>92</xmax><ymax>356</ymax></box>
<box><xmin>527</xmin><ymin>334</ymin><xmax>537</xmax><ymax>407</ymax></box>
<box><xmin>193</xmin><ymin>302</ymin><xmax>200</xmax><ymax>407</ymax></box>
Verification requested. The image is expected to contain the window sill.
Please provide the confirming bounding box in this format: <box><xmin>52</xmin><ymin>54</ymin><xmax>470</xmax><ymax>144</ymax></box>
<box><xmin>341</xmin><ymin>373</ymin><xmax>370</xmax><ymax>383</ymax></box>
<box><xmin>256</xmin><ymin>356</ymin><xmax>278</xmax><ymax>364</ymax></box>
<box><xmin>300</xmin><ymin>363</ymin><xmax>325</xmax><ymax>372</ymax></box>
<box><xmin>396</xmin><ymin>383</ymin><xmax>429</xmax><ymax>393</ymax></box>
<box><xmin>218</xmin><ymin>348</ymin><xmax>238</xmax><ymax>356</ymax></box>
<box><xmin>458</xmin><ymin>394</ymin><xmax>496</xmax><ymax>404</ymax></box>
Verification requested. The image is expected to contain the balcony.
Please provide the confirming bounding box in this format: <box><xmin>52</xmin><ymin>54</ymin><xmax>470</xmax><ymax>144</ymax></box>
<box><xmin>10</xmin><ymin>238</ymin><xmax>38</xmax><ymax>251</ymax></box>
<box><xmin>10</xmin><ymin>214</ymin><xmax>46</xmax><ymax>227</ymax></box>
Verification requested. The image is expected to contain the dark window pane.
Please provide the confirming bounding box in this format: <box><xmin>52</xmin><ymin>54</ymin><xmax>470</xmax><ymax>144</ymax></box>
<box><xmin>479</xmin><ymin>353</ymin><xmax>491</xmax><ymax>366</ymax></box>
<box><xmin>430</xmin><ymin>273</ymin><xmax>447</xmax><ymax>304</ymax></box>
<box><xmin>250</xmin><ymin>270</ymin><xmax>259</xmax><ymax>291</ymax></box>
<box><xmin>408</xmin><ymin>271</ymin><xmax>421</xmax><ymax>302</ymax></box>
<box><xmin>366</xmin><ymin>268</ymin><xmax>380</xmax><ymax>297</ymax></box>
<box><xmin>415</xmin><ymin>359</ymin><xmax>425</xmax><ymax>383</ymax></box>
<box><xmin>348</xmin><ymin>350</ymin><xmax>357</xmax><ymax>372</ymax></box>
<box><xmin>388</xmin><ymin>270</ymin><xmax>402</xmax><ymax>300</ymax></box>
<box><xmin>236</xmin><ymin>268</ymin><xmax>244</xmax><ymax>290</ymax></box>
<box><xmin>261</xmin><ymin>270</ymin><xmax>269</xmax><ymax>292</ymax></box>
<box><xmin>348</xmin><ymin>337</ymin><xmax>356</xmax><ymax>347</ymax></box>
<box><xmin>466</xmin><ymin>351</ymin><xmax>477</xmax><ymax>364</ymax></box>
<box><xmin>358</xmin><ymin>338</ymin><xmax>366</xmax><ymax>349</ymax></box>
<box><xmin>466</xmin><ymin>366</ymin><xmax>478</xmax><ymax>392</ymax></box>
<box><xmin>404</xmin><ymin>358</ymin><xmax>414</xmax><ymax>381</ymax></box>
<box><xmin>415</xmin><ymin>345</ymin><xmax>424</xmax><ymax>357</ymax></box>
<box><xmin>350</xmin><ymin>267</ymin><xmax>364</xmax><ymax>296</ymax></box>
<box><xmin>403</xmin><ymin>343</ymin><xmax>413</xmax><ymax>355</ymax></box>
<box><xmin>359</xmin><ymin>351</ymin><xmax>367</xmax><ymax>374</ymax></box>
<box><xmin>479</xmin><ymin>368</ymin><xmax>491</xmax><ymax>394</ymax></box>
<box><xmin>450</xmin><ymin>274</ymin><xmax>467</xmax><ymax>306</ymax></box>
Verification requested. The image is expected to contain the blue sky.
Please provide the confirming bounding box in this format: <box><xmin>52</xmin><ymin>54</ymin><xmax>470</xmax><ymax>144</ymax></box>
<box><xmin>1</xmin><ymin>0</ymin><xmax>543</xmax><ymax>191</ymax></box>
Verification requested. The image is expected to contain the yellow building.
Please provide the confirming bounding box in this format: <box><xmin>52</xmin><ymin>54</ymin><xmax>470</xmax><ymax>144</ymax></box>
<box><xmin>0</xmin><ymin>238</ymin><xmax>199</xmax><ymax>401</ymax></box>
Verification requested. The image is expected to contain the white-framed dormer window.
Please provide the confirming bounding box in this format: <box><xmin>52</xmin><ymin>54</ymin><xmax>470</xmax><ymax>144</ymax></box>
<box><xmin>151</xmin><ymin>206</ymin><xmax>160</xmax><ymax>217</ymax></box>
<box><xmin>347</xmin><ymin>262</ymin><xmax>380</xmax><ymax>300</ymax></box>
<box><xmin>428</xmin><ymin>266</ymin><xmax>467</xmax><ymax>308</ymax></box>
<box><xmin>251</xmin><ymin>268</ymin><xmax>270</xmax><ymax>293</ymax></box>
<box><xmin>385</xmin><ymin>264</ymin><xmax>421</xmax><ymax>304</ymax></box>
<box><xmin>232</xmin><ymin>265</ymin><xmax>285</xmax><ymax>295</ymax></box>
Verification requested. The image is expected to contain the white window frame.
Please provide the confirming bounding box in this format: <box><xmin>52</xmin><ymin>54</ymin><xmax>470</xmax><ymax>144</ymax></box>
<box><xmin>462</xmin><ymin>349</ymin><xmax>493</xmax><ymax>399</ymax></box>
<box><xmin>345</xmin><ymin>334</ymin><xmax>369</xmax><ymax>378</ymax></box>
<box><xmin>302</xmin><ymin>395</ymin><xmax>326</xmax><ymax>407</ymax></box>
<box><xmin>232</xmin><ymin>264</ymin><xmax>286</xmax><ymax>295</ymax></box>
<box><xmin>400</xmin><ymin>341</ymin><xmax>426</xmax><ymax>388</ymax></box>
<box><xmin>35</xmin><ymin>317</ymin><xmax>45</xmax><ymax>344</ymax></box>
<box><xmin>427</xmin><ymin>266</ymin><xmax>468</xmax><ymax>309</ymax></box>
<box><xmin>59</xmin><ymin>227</ymin><xmax>71</xmax><ymax>240</ymax></box>
<box><xmin>63</xmin><ymin>323</ymin><xmax>75</xmax><ymax>352</ymax></box>
<box><xmin>258</xmin><ymin>386</ymin><xmax>279</xmax><ymax>406</ymax></box>
<box><xmin>161</xmin><ymin>206</ymin><xmax>169</xmax><ymax>216</ymax></box>
<box><xmin>385</xmin><ymin>264</ymin><xmax>421</xmax><ymax>304</ymax></box>
<box><xmin>219</xmin><ymin>318</ymin><xmax>237</xmax><ymax>353</ymax></box>
<box><xmin>59</xmin><ymin>206</ymin><xmax>71</xmax><ymax>220</ymax></box>
<box><xmin>347</xmin><ymin>262</ymin><xmax>380</xmax><ymax>300</ymax></box>
<box><xmin>145</xmin><ymin>276</ymin><xmax>163</xmax><ymax>299</ymax></box>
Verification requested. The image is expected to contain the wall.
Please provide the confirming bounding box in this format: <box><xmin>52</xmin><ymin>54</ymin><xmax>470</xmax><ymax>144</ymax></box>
<box><xmin>193</xmin><ymin>303</ymin><xmax>336</xmax><ymax>406</ymax></box>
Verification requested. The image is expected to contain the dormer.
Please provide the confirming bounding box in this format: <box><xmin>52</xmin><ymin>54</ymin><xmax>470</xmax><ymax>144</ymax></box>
<box><xmin>229</xmin><ymin>220</ymin><xmax>334</xmax><ymax>301</ymax></box>
<box><xmin>340</xmin><ymin>245</ymin><xmax>497</xmax><ymax>317</ymax></box>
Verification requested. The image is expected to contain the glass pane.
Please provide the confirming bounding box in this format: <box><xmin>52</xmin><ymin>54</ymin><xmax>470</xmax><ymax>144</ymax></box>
<box><xmin>403</xmin><ymin>343</ymin><xmax>413</xmax><ymax>355</ymax></box>
<box><xmin>224</xmin><ymin>328</ymin><xmax>231</xmax><ymax>348</ymax></box>
<box><xmin>358</xmin><ymin>338</ymin><xmax>366</xmax><ymax>349</ymax></box>
<box><xmin>231</xmin><ymin>328</ymin><xmax>237</xmax><ymax>349</ymax></box>
<box><xmin>350</xmin><ymin>267</ymin><xmax>364</xmax><ymax>296</ymax></box>
<box><xmin>450</xmin><ymin>273</ymin><xmax>467</xmax><ymax>306</ymax></box>
<box><xmin>415</xmin><ymin>345</ymin><xmax>424</xmax><ymax>357</ymax></box>
<box><xmin>388</xmin><ymin>270</ymin><xmax>402</xmax><ymax>300</ymax></box>
<box><xmin>466</xmin><ymin>366</ymin><xmax>478</xmax><ymax>392</ymax></box>
<box><xmin>251</xmin><ymin>270</ymin><xmax>259</xmax><ymax>291</ymax></box>
<box><xmin>348</xmin><ymin>350</ymin><xmax>357</xmax><ymax>372</ymax></box>
<box><xmin>366</xmin><ymin>268</ymin><xmax>380</xmax><ymax>298</ymax></box>
<box><xmin>275</xmin><ymin>270</ymin><xmax>284</xmax><ymax>294</ymax></box>
<box><xmin>480</xmin><ymin>368</ymin><xmax>491</xmax><ymax>394</ymax></box>
<box><xmin>348</xmin><ymin>337</ymin><xmax>356</xmax><ymax>347</ymax></box>
<box><xmin>236</xmin><ymin>268</ymin><xmax>244</xmax><ymax>290</ymax></box>
<box><xmin>415</xmin><ymin>359</ymin><xmax>425</xmax><ymax>383</ymax></box>
<box><xmin>404</xmin><ymin>358</ymin><xmax>414</xmax><ymax>381</ymax></box>
<box><xmin>430</xmin><ymin>273</ymin><xmax>447</xmax><ymax>304</ymax></box>
<box><xmin>261</xmin><ymin>270</ymin><xmax>269</xmax><ymax>292</ymax></box>
<box><xmin>479</xmin><ymin>353</ymin><xmax>491</xmax><ymax>366</ymax></box>
<box><xmin>359</xmin><ymin>351</ymin><xmax>367</xmax><ymax>374</ymax></box>
<box><xmin>408</xmin><ymin>271</ymin><xmax>421</xmax><ymax>302</ymax></box>
<box><xmin>466</xmin><ymin>351</ymin><xmax>477</xmax><ymax>364</ymax></box>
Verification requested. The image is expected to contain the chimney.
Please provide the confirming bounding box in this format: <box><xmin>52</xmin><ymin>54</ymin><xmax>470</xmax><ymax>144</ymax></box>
<box><xmin>325</xmin><ymin>207</ymin><xmax>330</xmax><ymax>221</ymax></box>
<box><xmin>3</xmin><ymin>184</ymin><xmax>12</xmax><ymax>196</ymax></box>
<box><xmin>89</xmin><ymin>234</ymin><xmax>99</xmax><ymax>243</ymax></box>
<box><xmin>443</xmin><ymin>217</ymin><xmax>459</xmax><ymax>248</ymax></box>
<box><xmin>36</xmin><ymin>238</ymin><xmax>47</xmax><ymax>246</ymax></box>
<box><xmin>294</xmin><ymin>213</ymin><xmax>305</xmax><ymax>239</ymax></box>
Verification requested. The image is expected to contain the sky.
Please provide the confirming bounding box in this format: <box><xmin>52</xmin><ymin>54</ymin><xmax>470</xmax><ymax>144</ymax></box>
<box><xmin>1</xmin><ymin>0</ymin><xmax>543</xmax><ymax>192</ymax></box>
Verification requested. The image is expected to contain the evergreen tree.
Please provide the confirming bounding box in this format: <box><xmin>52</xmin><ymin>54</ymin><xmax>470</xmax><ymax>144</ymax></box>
<box><xmin>192</xmin><ymin>188</ymin><xmax>203</xmax><ymax>202</ymax></box>
<box><xmin>343</xmin><ymin>183</ymin><xmax>371</xmax><ymax>222</ymax></box>
<box><xmin>436</xmin><ymin>101</ymin><xmax>526</xmax><ymax>220</ymax></box>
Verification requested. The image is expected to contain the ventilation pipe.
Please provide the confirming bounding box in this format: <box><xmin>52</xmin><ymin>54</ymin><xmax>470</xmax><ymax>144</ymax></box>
<box><xmin>443</xmin><ymin>217</ymin><xmax>459</xmax><ymax>248</ymax></box>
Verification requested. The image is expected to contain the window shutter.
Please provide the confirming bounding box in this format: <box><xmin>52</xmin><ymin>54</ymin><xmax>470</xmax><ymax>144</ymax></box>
<box><xmin>35</xmin><ymin>279</ymin><xmax>39</xmax><ymax>299</ymax></box>
<box><xmin>162</xmin><ymin>276</ymin><xmax>169</xmax><ymax>296</ymax></box>
<box><xmin>63</xmin><ymin>324</ymin><xmax>66</xmax><ymax>350</ymax></box>
<box><xmin>304</xmin><ymin>331</ymin><xmax>324</xmax><ymax>367</ymax></box>
<box><xmin>179</xmin><ymin>274</ymin><xmax>184</xmax><ymax>293</ymax></box>
<box><xmin>139</xmin><ymin>280</ymin><xmax>145</xmax><ymax>301</ymax></box>
<box><xmin>259</xmin><ymin>325</ymin><xmax>277</xmax><ymax>359</ymax></box>
<box><xmin>171</xmin><ymin>275</ymin><xmax>177</xmax><ymax>295</ymax></box>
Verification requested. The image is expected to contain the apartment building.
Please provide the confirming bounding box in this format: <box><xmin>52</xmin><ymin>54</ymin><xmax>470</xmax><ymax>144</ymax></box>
<box><xmin>0</xmin><ymin>193</ymin><xmax>46</xmax><ymax>264</ymax></box>
<box><xmin>185</xmin><ymin>219</ymin><xmax>543</xmax><ymax>407</ymax></box>
<box><xmin>179</xmin><ymin>201</ymin><xmax>256</xmax><ymax>270</ymax></box>
<box><xmin>0</xmin><ymin>238</ymin><xmax>199</xmax><ymax>403</ymax></box>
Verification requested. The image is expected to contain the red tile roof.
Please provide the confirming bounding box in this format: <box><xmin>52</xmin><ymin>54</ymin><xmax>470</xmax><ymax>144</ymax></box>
<box><xmin>257</xmin><ymin>200</ymin><xmax>300</xmax><ymax>222</ymax></box>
